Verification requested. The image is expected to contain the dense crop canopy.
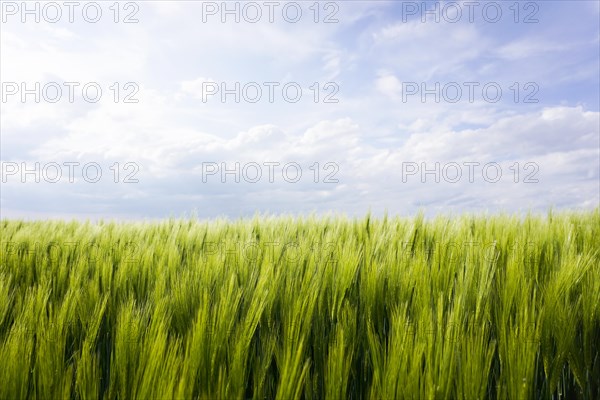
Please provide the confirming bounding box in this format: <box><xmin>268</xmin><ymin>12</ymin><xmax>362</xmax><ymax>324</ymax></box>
<box><xmin>0</xmin><ymin>210</ymin><xmax>599</xmax><ymax>399</ymax></box>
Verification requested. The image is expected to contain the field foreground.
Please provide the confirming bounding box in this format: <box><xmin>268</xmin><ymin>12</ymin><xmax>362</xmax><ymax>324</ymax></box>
<box><xmin>1</xmin><ymin>211</ymin><xmax>599</xmax><ymax>399</ymax></box>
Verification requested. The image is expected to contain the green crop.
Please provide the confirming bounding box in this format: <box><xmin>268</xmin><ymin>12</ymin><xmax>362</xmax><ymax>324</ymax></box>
<box><xmin>0</xmin><ymin>209</ymin><xmax>599</xmax><ymax>399</ymax></box>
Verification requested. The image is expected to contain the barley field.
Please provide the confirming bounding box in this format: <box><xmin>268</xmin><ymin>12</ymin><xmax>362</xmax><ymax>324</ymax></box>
<box><xmin>0</xmin><ymin>210</ymin><xmax>599</xmax><ymax>399</ymax></box>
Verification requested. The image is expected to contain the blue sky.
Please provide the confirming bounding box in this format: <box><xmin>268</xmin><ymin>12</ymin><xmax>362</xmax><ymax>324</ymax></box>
<box><xmin>1</xmin><ymin>0</ymin><xmax>599</xmax><ymax>219</ymax></box>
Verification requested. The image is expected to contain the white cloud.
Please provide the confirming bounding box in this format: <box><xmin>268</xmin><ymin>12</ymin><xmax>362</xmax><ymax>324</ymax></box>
<box><xmin>375</xmin><ymin>73</ymin><xmax>402</xmax><ymax>99</ymax></box>
<box><xmin>495</xmin><ymin>38</ymin><xmax>568</xmax><ymax>61</ymax></box>
<box><xmin>1</xmin><ymin>1</ymin><xmax>598</xmax><ymax>219</ymax></box>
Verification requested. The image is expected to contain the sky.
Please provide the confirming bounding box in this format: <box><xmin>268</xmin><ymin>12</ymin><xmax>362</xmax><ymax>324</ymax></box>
<box><xmin>1</xmin><ymin>0</ymin><xmax>599</xmax><ymax>220</ymax></box>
